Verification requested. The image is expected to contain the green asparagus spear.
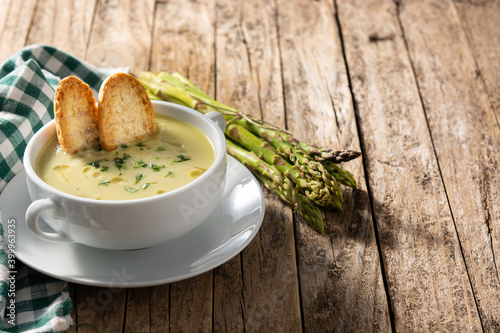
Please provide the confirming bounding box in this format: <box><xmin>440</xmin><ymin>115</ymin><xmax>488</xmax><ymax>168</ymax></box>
<box><xmin>138</xmin><ymin>71</ymin><xmax>360</xmax><ymax>234</ymax></box>
<box><xmin>227</xmin><ymin>140</ymin><xmax>324</xmax><ymax>234</ymax></box>
<box><xmin>227</xmin><ymin>122</ymin><xmax>342</xmax><ymax>209</ymax></box>
<box><xmin>226</xmin><ymin>140</ymin><xmax>298</xmax><ymax>210</ymax></box>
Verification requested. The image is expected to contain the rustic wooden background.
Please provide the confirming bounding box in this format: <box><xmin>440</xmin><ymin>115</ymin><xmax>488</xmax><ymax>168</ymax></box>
<box><xmin>1</xmin><ymin>0</ymin><xmax>499</xmax><ymax>331</ymax></box>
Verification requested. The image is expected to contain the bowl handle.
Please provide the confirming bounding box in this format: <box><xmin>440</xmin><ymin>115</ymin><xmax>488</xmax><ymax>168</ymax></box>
<box><xmin>205</xmin><ymin>111</ymin><xmax>226</xmax><ymax>131</ymax></box>
<box><xmin>25</xmin><ymin>198</ymin><xmax>72</xmax><ymax>243</ymax></box>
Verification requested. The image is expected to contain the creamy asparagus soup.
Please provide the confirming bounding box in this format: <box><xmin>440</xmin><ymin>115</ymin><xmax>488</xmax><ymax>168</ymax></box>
<box><xmin>37</xmin><ymin>114</ymin><xmax>215</xmax><ymax>200</ymax></box>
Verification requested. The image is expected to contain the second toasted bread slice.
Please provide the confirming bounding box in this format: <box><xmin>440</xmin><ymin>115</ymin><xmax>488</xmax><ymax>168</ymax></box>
<box><xmin>98</xmin><ymin>73</ymin><xmax>157</xmax><ymax>151</ymax></box>
<box><xmin>54</xmin><ymin>76</ymin><xmax>99</xmax><ymax>154</ymax></box>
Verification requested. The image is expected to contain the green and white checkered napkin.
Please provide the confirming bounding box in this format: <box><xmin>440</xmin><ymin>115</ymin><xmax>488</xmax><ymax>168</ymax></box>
<box><xmin>0</xmin><ymin>45</ymin><xmax>127</xmax><ymax>332</ymax></box>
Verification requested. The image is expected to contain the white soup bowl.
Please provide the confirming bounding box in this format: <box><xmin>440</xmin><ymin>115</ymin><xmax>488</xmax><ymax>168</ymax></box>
<box><xmin>24</xmin><ymin>100</ymin><xmax>227</xmax><ymax>250</ymax></box>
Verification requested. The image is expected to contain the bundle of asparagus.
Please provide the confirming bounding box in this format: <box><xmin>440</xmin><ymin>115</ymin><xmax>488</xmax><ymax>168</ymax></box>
<box><xmin>138</xmin><ymin>71</ymin><xmax>360</xmax><ymax>235</ymax></box>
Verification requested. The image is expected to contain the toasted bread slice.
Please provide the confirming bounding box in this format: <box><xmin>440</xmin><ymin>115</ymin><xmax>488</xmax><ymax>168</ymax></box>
<box><xmin>98</xmin><ymin>73</ymin><xmax>157</xmax><ymax>151</ymax></box>
<box><xmin>54</xmin><ymin>76</ymin><xmax>100</xmax><ymax>154</ymax></box>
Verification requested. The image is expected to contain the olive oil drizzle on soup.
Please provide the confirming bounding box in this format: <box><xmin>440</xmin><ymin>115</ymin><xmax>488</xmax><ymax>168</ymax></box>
<box><xmin>37</xmin><ymin>114</ymin><xmax>215</xmax><ymax>200</ymax></box>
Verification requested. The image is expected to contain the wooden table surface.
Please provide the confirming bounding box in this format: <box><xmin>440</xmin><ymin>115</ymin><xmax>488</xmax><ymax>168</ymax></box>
<box><xmin>2</xmin><ymin>0</ymin><xmax>500</xmax><ymax>332</ymax></box>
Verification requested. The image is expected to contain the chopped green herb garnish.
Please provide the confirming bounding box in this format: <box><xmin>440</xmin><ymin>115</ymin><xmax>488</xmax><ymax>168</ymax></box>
<box><xmin>154</xmin><ymin>155</ymin><xmax>160</xmax><ymax>159</ymax></box>
<box><xmin>165</xmin><ymin>171</ymin><xmax>174</xmax><ymax>177</ymax></box>
<box><xmin>113</xmin><ymin>153</ymin><xmax>131</xmax><ymax>170</ymax></box>
<box><xmin>156</xmin><ymin>147</ymin><xmax>166</xmax><ymax>151</ymax></box>
<box><xmin>142</xmin><ymin>183</ymin><xmax>150</xmax><ymax>190</ymax></box>
<box><xmin>133</xmin><ymin>160</ymin><xmax>148</xmax><ymax>168</ymax></box>
<box><xmin>136</xmin><ymin>142</ymin><xmax>146</xmax><ymax>147</ymax></box>
<box><xmin>173</xmin><ymin>155</ymin><xmax>191</xmax><ymax>163</ymax></box>
<box><xmin>114</xmin><ymin>157</ymin><xmax>126</xmax><ymax>170</ymax></box>
<box><xmin>100</xmin><ymin>166</ymin><xmax>109</xmax><ymax>172</ymax></box>
<box><xmin>135</xmin><ymin>174</ymin><xmax>144</xmax><ymax>184</ymax></box>
<box><xmin>98</xmin><ymin>180</ymin><xmax>110</xmax><ymax>186</ymax></box>
<box><xmin>150</xmin><ymin>163</ymin><xmax>165</xmax><ymax>172</ymax></box>
<box><xmin>120</xmin><ymin>144</ymin><xmax>128</xmax><ymax>149</ymax></box>
<box><xmin>87</xmin><ymin>161</ymin><xmax>100</xmax><ymax>168</ymax></box>
<box><xmin>86</xmin><ymin>159</ymin><xmax>108</xmax><ymax>168</ymax></box>
<box><xmin>124</xmin><ymin>186</ymin><xmax>138</xmax><ymax>193</ymax></box>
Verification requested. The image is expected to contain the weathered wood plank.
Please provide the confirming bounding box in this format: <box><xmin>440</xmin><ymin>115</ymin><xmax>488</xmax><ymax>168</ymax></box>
<box><xmin>213</xmin><ymin>256</ymin><xmax>244</xmax><ymax>333</ymax></box>
<box><xmin>74</xmin><ymin>286</ymin><xmax>127</xmax><ymax>332</ymax></box>
<box><xmin>68</xmin><ymin>284</ymin><xmax>77</xmax><ymax>332</ymax></box>
<box><xmin>215</xmin><ymin>0</ymin><xmax>286</xmax><ymax>126</ymax></box>
<box><xmin>150</xmin><ymin>0</ymin><xmax>215</xmax><ymax>95</ymax></box>
<box><xmin>85</xmin><ymin>0</ymin><xmax>155</xmax><ymax>75</ymax></box>
<box><xmin>124</xmin><ymin>287</ymin><xmax>150</xmax><ymax>333</ymax></box>
<box><xmin>337</xmin><ymin>0</ymin><xmax>483</xmax><ymax>331</ymax></box>
<box><xmin>453</xmin><ymin>0</ymin><xmax>500</xmax><ymax>117</ymax></box>
<box><xmin>25</xmin><ymin>0</ymin><xmax>96</xmax><ymax>59</ymax></box>
<box><xmin>0</xmin><ymin>0</ymin><xmax>37</xmax><ymax>62</ymax></box>
<box><xmin>239</xmin><ymin>188</ymin><xmax>300</xmax><ymax>331</ymax></box>
<box><xmin>453</xmin><ymin>0</ymin><xmax>500</xmax><ymax>278</ymax></box>
<box><xmin>169</xmin><ymin>272</ymin><xmax>213</xmax><ymax>332</ymax></box>
<box><xmin>149</xmin><ymin>284</ymin><xmax>169</xmax><ymax>332</ymax></box>
<box><xmin>0</xmin><ymin>0</ymin><xmax>13</xmax><ymax>57</ymax></box>
<box><xmin>150</xmin><ymin>1</ymin><xmax>216</xmax><ymax>331</ymax></box>
<box><xmin>214</xmin><ymin>0</ymin><xmax>302</xmax><ymax>331</ymax></box>
<box><xmin>277</xmin><ymin>0</ymin><xmax>390</xmax><ymax>331</ymax></box>
<box><xmin>398</xmin><ymin>0</ymin><xmax>500</xmax><ymax>330</ymax></box>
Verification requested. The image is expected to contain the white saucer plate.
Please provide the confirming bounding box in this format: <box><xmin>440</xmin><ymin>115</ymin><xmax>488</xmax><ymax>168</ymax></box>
<box><xmin>0</xmin><ymin>156</ymin><xmax>264</xmax><ymax>287</ymax></box>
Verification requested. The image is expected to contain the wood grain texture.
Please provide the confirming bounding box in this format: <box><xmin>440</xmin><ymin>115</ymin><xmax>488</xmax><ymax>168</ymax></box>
<box><xmin>239</xmin><ymin>188</ymin><xmax>301</xmax><ymax>331</ymax></box>
<box><xmin>214</xmin><ymin>0</ymin><xmax>301</xmax><ymax>331</ymax></box>
<box><xmin>277</xmin><ymin>0</ymin><xmax>390</xmax><ymax>331</ymax></box>
<box><xmin>0</xmin><ymin>0</ymin><xmax>12</xmax><ymax>60</ymax></box>
<box><xmin>2</xmin><ymin>1</ymin><xmax>499</xmax><ymax>331</ymax></box>
<box><xmin>453</xmin><ymin>0</ymin><xmax>500</xmax><ymax>288</ymax></box>
<box><xmin>454</xmin><ymin>0</ymin><xmax>500</xmax><ymax>117</ymax></box>
<box><xmin>0</xmin><ymin>0</ymin><xmax>37</xmax><ymax>62</ymax></box>
<box><xmin>68</xmin><ymin>284</ymin><xmax>77</xmax><ymax>332</ymax></box>
<box><xmin>169</xmin><ymin>272</ymin><xmax>213</xmax><ymax>332</ymax></box>
<box><xmin>124</xmin><ymin>287</ymin><xmax>151</xmax><ymax>332</ymax></box>
<box><xmin>149</xmin><ymin>284</ymin><xmax>169</xmax><ymax>332</ymax></box>
<box><xmin>399</xmin><ymin>0</ymin><xmax>500</xmax><ymax>330</ymax></box>
<box><xmin>149</xmin><ymin>2</ymin><xmax>216</xmax><ymax>331</ymax></box>
<box><xmin>74</xmin><ymin>286</ymin><xmax>127</xmax><ymax>332</ymax></box>
<box><xmin>25</xmin><ymin>0</ymin><xmax>96</xmax><ymax>59</ymax></box>
<box><xmin>337</xmin><ymin>0</ymin><xmax>481</xmax><ymax>331</ymax></box>
<box><xmin>150</xmin><ymin>0</ymin><xmax>215</xmax><ymax>95</ymax></box>
<box><xmin>214</xmin><ymin>0</ymin><xmax>261</xmax><ymax>119</ymax></box>
<box><xmin>213</xmin><ymin>256</ymin><xmax>244</xmax><ymax>332</ymax></box>
<box><xmin>85</xmin><ymin>0</ymin><xmax>155</xmax><ymax>75</ymax></box>
<box><xmin>215</xmin><ymin>0</ymin><xmax>286</xmax><ymax>126</ymax></box>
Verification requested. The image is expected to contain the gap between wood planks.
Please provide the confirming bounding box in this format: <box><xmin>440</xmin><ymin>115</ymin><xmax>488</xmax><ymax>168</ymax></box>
<box><xmin>334</xmin><ymin>0</ymin><xmax>498</xmax><ymax>331</ymax></box>
<box><xmin>451</xmin><ymin>3</ymin><xmax>500</xmax><ymax>283</ymax></box>
<box><xmin>84</xmin><ymin>0</ymin><xmax>99</xmax><ymax>60</ymax></box>
<box><xmin>22</xmin><ymin>0</ymin><xmax>39</xmax><ymax>45</ymax></box>
<box><xmin>453</xmin><ymin>0</ymin><xmax>500</xmax><ymax>292</ymax></box>
<box><xmin>332</xmin><ymin>1</ymin><xmax>397</xmax><ymax>332</ymax></box>
<box><xmin>393</xmin><ymin>3</ymin><xmax>497</xmax><ymax>332</ymax></box>
<box><xmin>271</xmin><ymin>0</ymin><xmax>309</xmax><ymax>327</ymax></box>
<box><xmin>354</xmin><ymin>0</ymin><xmax>500</xmax><ymax>332</ymax></box>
